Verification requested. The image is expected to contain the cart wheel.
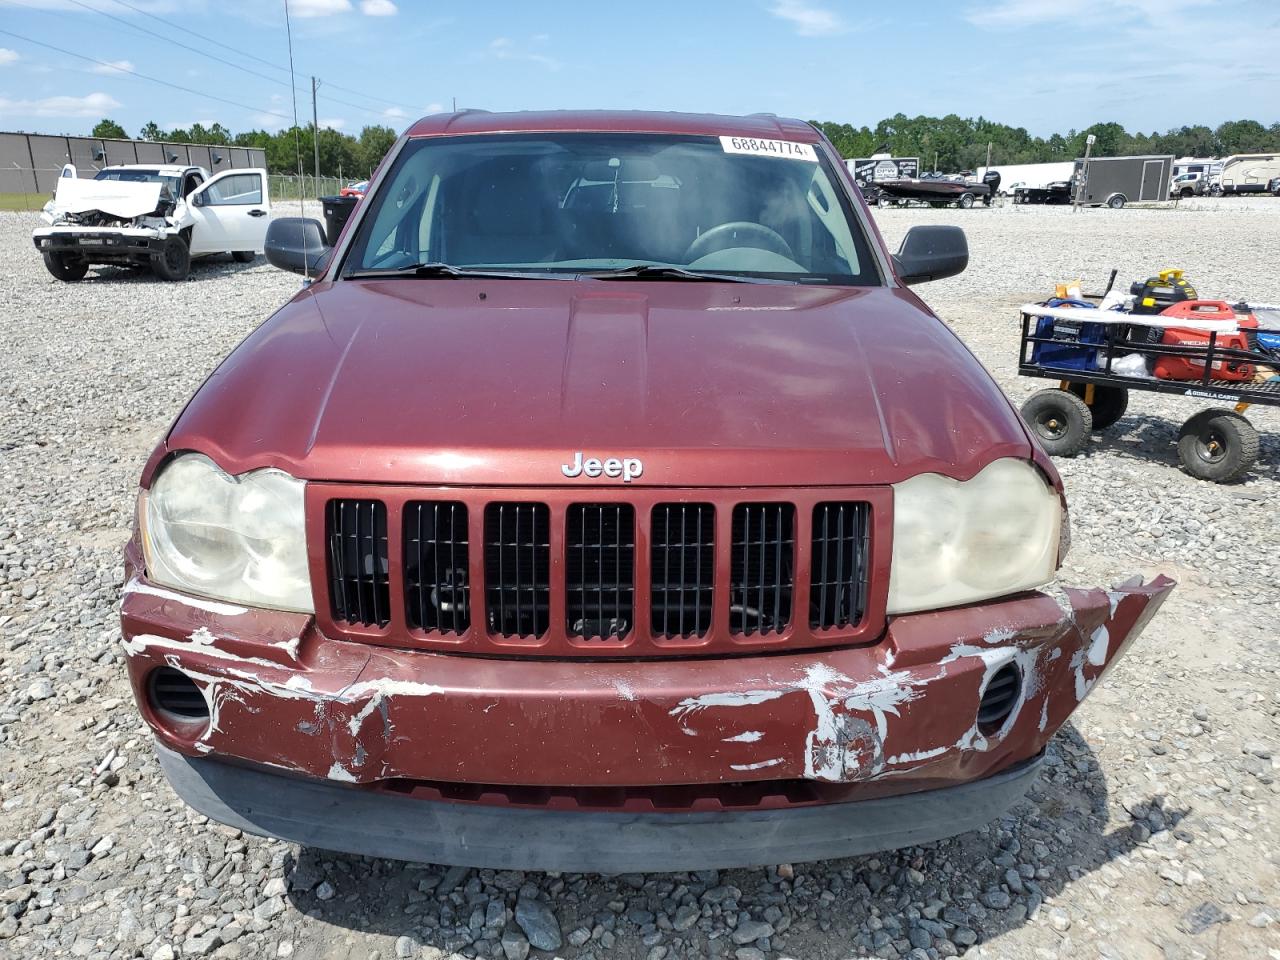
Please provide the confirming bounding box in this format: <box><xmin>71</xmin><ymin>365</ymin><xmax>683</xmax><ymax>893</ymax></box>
<box><xmin>1067</xmin><ymin>383</ymin><xmax>1129</xmax><ymax>430</ymax></box>
<box><xmin>1176</xmin><ymin>409</ymin><xmax>1259</xmax><ymax>483</ymax></box>
<box><xmin>1020</xmin><ymin>389</ymin><xmax>1093</xmax><ymax>457</ymax></box>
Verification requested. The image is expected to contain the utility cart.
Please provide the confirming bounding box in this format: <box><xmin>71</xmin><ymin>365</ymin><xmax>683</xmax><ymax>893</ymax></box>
<box><xmin>1016</xmin><ymin>275</ymin><xmax>1279</xmax><ymax>482</ymax></box>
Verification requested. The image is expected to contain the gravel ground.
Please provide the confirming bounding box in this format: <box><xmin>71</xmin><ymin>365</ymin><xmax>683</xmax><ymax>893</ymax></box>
<box><xmin>1</xmin><ymin>198</ymin><xmax>1278</xmax><ymax>960</ymax></box>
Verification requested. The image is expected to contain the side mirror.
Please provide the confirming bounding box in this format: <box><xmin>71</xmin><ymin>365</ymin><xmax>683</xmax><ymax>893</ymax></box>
<box><xmin>891</xmin><ymin>225</ymin><xmax>968</xmax><ymax>285</ymax></box>
<box><xmin>265</xmin><ymin>217</ymin><xmax>331</xmax><ymax>276</ymax></box>
<box><xmin>191</xmin><ymin>191</ymin><xmax>205</xmax><ymax>207</ymax></box>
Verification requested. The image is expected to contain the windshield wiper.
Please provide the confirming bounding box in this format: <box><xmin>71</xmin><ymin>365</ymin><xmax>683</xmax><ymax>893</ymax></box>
<box><xmin>581</xmin><ymin>265</ymin><xmax>792</xmax><ymax>284</ymax></box>
<box><xmin>345</xmin><ymin>262</ymin><xmax>573</xmax><ymax>280</ymax></box>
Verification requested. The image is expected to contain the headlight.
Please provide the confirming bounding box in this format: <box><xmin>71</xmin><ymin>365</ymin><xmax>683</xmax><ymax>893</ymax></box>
<box><xmin>140</xmin><ymin>454</ymin><xmax>313</xmax><ymax>613</ymax></box>
<box><xmin>887</xmin><ymin>458</ymin><xmax>1061</xmax><ymax>615</ymax></box>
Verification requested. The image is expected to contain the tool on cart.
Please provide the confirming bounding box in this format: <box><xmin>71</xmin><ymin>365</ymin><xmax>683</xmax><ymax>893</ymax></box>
<box><xmin>1015</xmin><ymin>270</ymin><xmax>1278</xmax><ymax>483</ymax></box>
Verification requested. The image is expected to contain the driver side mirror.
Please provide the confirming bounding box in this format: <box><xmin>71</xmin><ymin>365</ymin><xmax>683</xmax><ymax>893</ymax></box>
<box><xmin>191</xmin><ymin>191</ymin><xmax>205</xmax><ymax>206</ymax></box>
<box><xmin>265</xmin><ymin>217</ymin><xmax>332</xmax><ymax>276</ymax></box>
<box><xmin>892</xmin><ymin>225</ymin><xmax>968</xmax><ymax>285</ymax></box>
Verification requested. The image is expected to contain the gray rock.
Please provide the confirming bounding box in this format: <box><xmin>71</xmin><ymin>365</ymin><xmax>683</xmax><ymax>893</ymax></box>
<box><xmin>514</xmin><ymin>898</ymin><xmax>561</xmax><ymax>951</ymax></box>
<box><xmin>730</xmin><ymin>920</ymin><xmax>774</xmax><ymax>945</ymax></box>
<box><xmin>500</xmin><ymin>927</ymin><xmax>530</xmax><ymax>960</ymax></box>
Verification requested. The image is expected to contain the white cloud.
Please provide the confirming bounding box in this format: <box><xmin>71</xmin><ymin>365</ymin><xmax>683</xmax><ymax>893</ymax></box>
<box><xmin>290</xmin><ymin>0</ymin><xmax>351</xmax><ymax>16</ymax></box>
<box><xmin>91</xmin><ymin>59</ymin><xmax>135</xmax><ymax>75</ymax></box>
<box><xmin>319</xmin><ymin>116</ymin><xmax>346</xmax><ymax>129</ymax></box>
<box><xmin>359</xmin><ymin>0</ymin><xmax>397</xmax><ymax>14</ymax></box>
<box><xmin>487</xmin><ymin>35</ymin><xmax>560</xmax><ymax>71</ymax></box>
<box><xmin>767</xmin><ymin>0</ymin><xmax>847</xmax><ymax>36</ymax></box>
<box><xmin>383</xmin><ymin>106</ymin><xmax>408</xmax><ymax>120</ymax></box>
<box><xmin>0</xmin><ymin>91</ymin><xmax>121</xmax><ymax>117</ymax></box>
<box><xmin>966</xmin><ymin>0</ymin><xmax>1213</xmax><ymax>28</ymax></box>
<box><xmin>424</xmin><ymin>102</ymin><xmax>444</xmax><ymax>114</ymax></box>
<box><xmin>0</xmin><ymin>48</ymin><xmax>19</xmax><ymax>66</ymax></box>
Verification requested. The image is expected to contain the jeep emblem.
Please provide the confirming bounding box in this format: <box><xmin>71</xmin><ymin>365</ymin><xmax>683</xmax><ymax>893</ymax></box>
<box><xmin>561</xmin><ymin>452</ymin><xmax>643</xmax><ymax>483</ymax></box>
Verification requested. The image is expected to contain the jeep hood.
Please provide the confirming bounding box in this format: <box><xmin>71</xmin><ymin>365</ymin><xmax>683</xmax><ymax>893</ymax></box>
<box><xmin>162</xmin><ymin>280</ymin><xmax>1032</xmax><ymax>487</ymax></box>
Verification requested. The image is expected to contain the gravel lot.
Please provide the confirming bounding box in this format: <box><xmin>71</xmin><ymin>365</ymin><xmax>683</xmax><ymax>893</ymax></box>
<box><xmin>1</xmin><ymin>198</ymin><xmax>1278</xmax><ymax>960</ymax></box>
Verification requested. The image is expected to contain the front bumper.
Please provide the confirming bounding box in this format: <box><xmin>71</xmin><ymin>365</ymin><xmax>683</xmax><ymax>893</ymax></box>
<box><xmin>33</xmin><ymin>226</ymin><xmax>167</xmax><ymax>259</ymax></box>
<box><xmin>156</xmin><ymin>741</ymin><xmax>1045</xmax><ymax>872</ymax></box>
<box><xmin>121</xmin><ymin>573</ymin><xmax>1172</xmax><ymax>865</ymax></box>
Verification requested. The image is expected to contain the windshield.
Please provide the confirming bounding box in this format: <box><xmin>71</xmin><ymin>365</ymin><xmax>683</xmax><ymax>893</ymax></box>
<box><xmin>342</xmin><ymin>133</ymin><xmax>879</xmax><ymax>284</ymax></box>
<box><xmin>95</xmin><ymin>168</ymin><xmax>182</xmax><ymax>197</ymax></box>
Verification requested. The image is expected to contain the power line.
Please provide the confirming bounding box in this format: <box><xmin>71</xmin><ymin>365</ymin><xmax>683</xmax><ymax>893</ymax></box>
<box><xmin>58</xmin><ymin>0</ymin><xmax>297</xmax><ymax>92</ymax></box>
<box><xmin>105</xmin><ymin>0</ymin><xmax>293</xmax><ymax>75</ymax></box>
<box><xmin>0</xmin><ymin>27</ymin><xmax>295</xmax><ymax>123</ymax></box>
<box><xmin>102</xmin><ymin>0</ymin><xmax>421</xmax><ymax>115</ymax></box>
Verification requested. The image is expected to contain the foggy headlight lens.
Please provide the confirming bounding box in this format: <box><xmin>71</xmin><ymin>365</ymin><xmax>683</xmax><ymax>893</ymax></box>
<box><xmin>887</xmin><ymin>458</ymin><xmax>1061</xmax><ymax>615</ymax></box>
<box><xmin>141</xmin><ymin>454</ymin><xmax>313</xmax><ymax>612</ymax></box>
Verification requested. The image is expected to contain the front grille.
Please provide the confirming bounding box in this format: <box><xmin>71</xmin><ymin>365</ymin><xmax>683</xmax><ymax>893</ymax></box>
<box><xmin>327</xmin><ymin>499</ymin><xmax>390</xmax><ymax>627</ymax></box>
<box><xmin>318</xmin><ymin>488</ymin><xmax>879</xmax><ymax>655</ymax></box>
<box><xmin>566</xmin><ymin>504</ymin><xmax>635</xmax><ymax>640</ymax></box>
<box><xmin>404</xmin><ymin>501</ymin><xmax>470</xmax><ymax>634</ymax></box>
<box><xmin>810</xmin><ymin>502</ymin><xmax>871</xmax><ymax>629</ymax></box>
<box><xmin>651</xmin><ymin>503</ymin><xmax>715</xmax><ymax>639</ymax></box>
<box><xmin>729</xmin><ymin>503</ymin><xmax>795</xmax><ymax>636</ymax></box>
<box><xmin>484</xmin><ymin>503</ymin><xmax>551</xmax><ymax>639</ymax></box>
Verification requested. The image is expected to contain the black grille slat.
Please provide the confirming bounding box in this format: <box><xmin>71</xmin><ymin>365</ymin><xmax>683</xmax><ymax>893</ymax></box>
<box><xmin>405</xmin><ymin>502</ymin><xmax>470</xmax><ymax>634</ymax></box>
<box><xmin>484</xmin><ymin>503</ymin><xmax>550</xmax><ymax>639</ymax></box>
<box><xmin>327</xmin><ymin>499</ymin><xmax>390</xmax><ymax>628</ymax></box>
<box><xmin>977</xmin><ymin>665</ymin><xmax>1023</xmax><ymax>727</ymax></box>
<box><xmin>567</xmin><ymin>504</ymin><xmax>634</xmax><ymax>640</ymax></box>
<box><xmin>651</xmin><ymin>504</ymin><xmax>715</xmax><ymax>639</ymax></box>
<box><xmin>730</xmin><ymin>504</ymin><xmax>794</xmax><ymax>636</ymax></box>
<box><xmin>809</xmin><ymin>502</ymin><xmax>871</xmax><ymax>630</ymax></box>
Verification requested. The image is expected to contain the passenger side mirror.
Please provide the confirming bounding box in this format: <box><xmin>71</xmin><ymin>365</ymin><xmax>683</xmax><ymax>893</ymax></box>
<box><xmin>191</xmin><ymin>191</ymin><xmax>205</xmax><ymax>207</ymax></box>
<box><xmin>892</xmin><ymin>225</ymin><xmax>968</xmax><ymax>285</ymax></box>
<box><xmin>265</xmin><ymin>217</ymin><xmax>331</xmax><ymax>276</ymax></box>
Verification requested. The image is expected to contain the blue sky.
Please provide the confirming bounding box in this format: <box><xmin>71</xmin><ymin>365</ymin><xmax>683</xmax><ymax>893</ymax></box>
<box><xmin>0</xmin><ymin>0</ymin><xmax>1277</xmax><ymax>138</ymax></box>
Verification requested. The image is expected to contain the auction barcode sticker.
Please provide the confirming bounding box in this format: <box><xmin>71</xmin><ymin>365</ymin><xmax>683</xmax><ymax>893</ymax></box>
<box><xmin>719</xmin><ymin>136</ymin><xmax>818</xmax><ymax>162</ymax></box>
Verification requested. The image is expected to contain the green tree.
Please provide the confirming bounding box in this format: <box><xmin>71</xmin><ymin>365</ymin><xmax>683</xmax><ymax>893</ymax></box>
<box><xmin>138</xmin><ymin>121</ymin><xmax>166</xmax><ymax>141</ymax></box>
<box><xmin>356</xmin><ymin>124</ymin><xmax>397</xmax><ymax>176</ymax></box>
<box><xmin>92</xmin><ymin>118</ymin><xmax>127</xmax><ymax>139</ymax></box>
<box><xmin>1215</xmin><ymin>119</ymin><xmax>1270</xmax><ymax>154</ymax></box>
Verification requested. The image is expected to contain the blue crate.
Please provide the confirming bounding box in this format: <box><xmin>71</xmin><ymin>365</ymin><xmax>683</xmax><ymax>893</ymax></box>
<box><xmin>1030</xmin><ymin>299</ymin><xmax>1106</xmax><ymax>371</ymax></box>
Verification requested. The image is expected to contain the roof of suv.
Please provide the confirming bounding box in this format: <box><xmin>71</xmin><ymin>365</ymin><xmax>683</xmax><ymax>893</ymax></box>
<box><xmin>405</xmin><ymin>109</ymin><xmax>821</xmax><ymax>142</ymax></box>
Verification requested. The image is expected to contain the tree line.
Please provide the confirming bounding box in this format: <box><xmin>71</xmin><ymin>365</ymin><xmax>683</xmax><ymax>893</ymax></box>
<box><xmin>90</xmin><ymin>113</ymin><xmax>1280</xmax><ymax>179</ymax></box>
<box><xmin>812</xmin><ymin>115</ymin><xmax>1280</xmax><ymax>171</ymax></box>
<box><xmin>92</xmin><ymin>118</ymin><xmax>398</xmax><ymax>181</ymax></box>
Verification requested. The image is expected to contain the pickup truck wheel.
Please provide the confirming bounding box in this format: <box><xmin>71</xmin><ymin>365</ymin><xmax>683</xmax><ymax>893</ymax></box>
<box><xmin>43</xmin><ymin>251</ymin><xmax>88</xmax><ymax>282</ymax></box>
<box><xmin>1177</xmin><ymin>409</ymin><xmax>1258</xmax><ymax>483</ymax></box>
<box><xmin>151</xmin><ymin>235</ymin><xmax>191</xmax><ymax>281</ymax></box>
<box><xmin>1067</xmin><ymin>383</ymin><xmax>1128</xmax><ymax>430</ymax></box>
<box><xmin>958</xmin><ymin>192</ymin><xmax>975</xmax><ymax>209</ymax></box>
<box><xmin>1020</xmin><ymin>389</ymin><xmax>1092</xmax><ymax>457</ymax></box>
<box><xmin>232</xmin><ymin>251</ymin><xmax>256</xmax><ymax>263</ymax></box>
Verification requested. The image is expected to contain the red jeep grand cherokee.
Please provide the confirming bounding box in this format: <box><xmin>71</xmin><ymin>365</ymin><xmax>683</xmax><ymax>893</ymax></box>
<box><xmin>121</xmin><ymin>110</ymin><xmax>1172</xmax><ymax>872</ymax></box>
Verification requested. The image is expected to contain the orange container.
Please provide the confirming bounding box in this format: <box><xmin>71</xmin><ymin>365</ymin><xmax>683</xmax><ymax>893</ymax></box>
<box><xmin>1153</xmin><ymin>300</ymin><xmax>1254</xmax><ymax>381</ymax></box>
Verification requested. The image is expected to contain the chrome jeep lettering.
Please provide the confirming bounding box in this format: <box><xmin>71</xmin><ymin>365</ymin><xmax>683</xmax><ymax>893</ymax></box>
<box><xmin>561</xmin><ymin>452</ymin><xmax>644</xmax><ymax>482</ymax></box>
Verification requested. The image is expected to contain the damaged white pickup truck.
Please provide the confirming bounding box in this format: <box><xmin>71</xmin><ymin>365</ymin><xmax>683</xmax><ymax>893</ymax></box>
<box><xmin>32</xmin><ymin>165</ymin><xmax>271</xmax><ymax>281</ymax></box>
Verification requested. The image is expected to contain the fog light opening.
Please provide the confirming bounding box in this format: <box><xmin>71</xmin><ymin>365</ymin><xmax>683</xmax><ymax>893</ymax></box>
<box><xmin>147</xmin><ymin>667</ymin><xmax>210</xmax><ymax>726</ymax></box>
<box><xmin>977</xmin><ymin>663</ymin><xmax>1022</xmax><ymax>735</ymax></box>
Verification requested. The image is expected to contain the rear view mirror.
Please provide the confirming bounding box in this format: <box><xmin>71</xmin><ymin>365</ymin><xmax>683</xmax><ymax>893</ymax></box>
<box><xmin>265</xmin><ymin>217</ymin><xmax>331</xmax><ymax>276</ymax></box>
<box><xmin>892</xmin><ymin>225</ymin><xmax>968</xmax><ymax>285</ymax></box>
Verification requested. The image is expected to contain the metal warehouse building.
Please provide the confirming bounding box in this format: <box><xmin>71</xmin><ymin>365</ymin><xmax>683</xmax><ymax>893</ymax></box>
<box><xmin>0</xmin><ymin>131</ymin><xmax>268</xmax><ymax>195</ymax></box>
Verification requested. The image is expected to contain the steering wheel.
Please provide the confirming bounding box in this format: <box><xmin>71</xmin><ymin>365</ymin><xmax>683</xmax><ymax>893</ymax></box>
<box><xmin>684</xmin><ymin>221</ymin><xmax>794</xmax><ymax>263</ymax></box>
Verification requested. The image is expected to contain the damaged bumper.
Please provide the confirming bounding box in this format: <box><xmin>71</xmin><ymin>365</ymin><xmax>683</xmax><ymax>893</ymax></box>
<box><xmin>121</xmin><ymin>574</ymin><xmax>1172</xmax><ymax>869</ymax></box>
<box><xmin>33</xmin><ymin>226</ymin><xmax>171</xmax><ymax>259</ymax></box>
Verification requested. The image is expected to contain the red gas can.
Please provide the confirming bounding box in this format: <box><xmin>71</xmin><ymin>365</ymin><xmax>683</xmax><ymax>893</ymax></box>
<box><xmin>1153</xmin><ymin>301</ymin><xmax>1255</xmax><ymax>382</ymax></box>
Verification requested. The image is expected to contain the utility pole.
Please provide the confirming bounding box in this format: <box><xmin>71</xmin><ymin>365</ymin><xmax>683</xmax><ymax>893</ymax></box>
<box><xmin>986</xmin><ymin>141</ymin><xmax>992</xmax><ymax>172</ymax></box>
<box><xmin>311</xmin><ymin>76</ymin><xmax>321</xmax><ymax>198</ymax></box>
<box><xmin>1074</xmin><ymin>133</ymin><xmax>1096</xmax><ymax>213</ymax></box>
<box><xmin>452</xmin><ymin>96</ymin><xmax>457</xmax><ymax>112</ymax></box>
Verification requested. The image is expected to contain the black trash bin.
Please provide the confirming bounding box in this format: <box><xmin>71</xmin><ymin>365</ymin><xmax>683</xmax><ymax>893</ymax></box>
<box><xmin>320</xmin><ymin>195</ymin><xmax>360</xmax><ymax>246</ymax></box>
